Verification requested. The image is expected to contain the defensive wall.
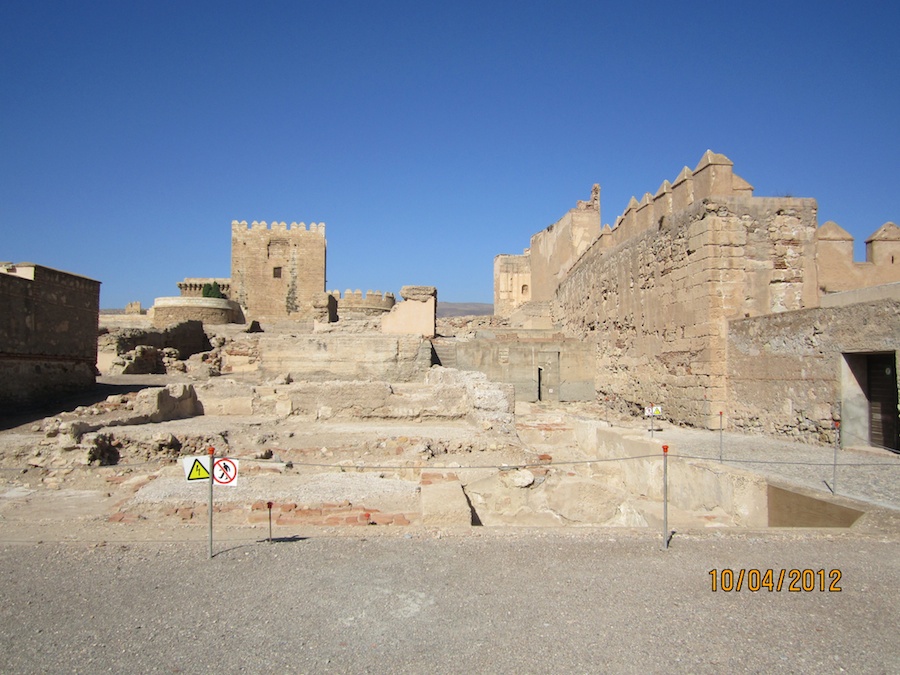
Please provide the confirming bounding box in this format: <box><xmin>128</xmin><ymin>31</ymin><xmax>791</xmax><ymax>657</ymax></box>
<box><xmin>496</xmin><ymin>150</ymin><xmax>899</xmax><ymax>444</ymax></box>
<box><xmin>177</xmin><ymin>278</ymin><xmax>232</xmax><ymax>298</ymax></box>
<box><xmin>553</xmin><ymin>152</ymin><xmax>818</xmax><ymax>428</ymax></box>
<box><xmin>329</xmin><ymin>289</ymin><xmax>396</xmax><ymax>318</ymax></box>
<box><xmin>230</xmin><ymin>220</ymin><xmax>326</xmax><ymax>321</ymax></box>
<box><xmin>816</xmin><ymin>221</ymin><xmax>900</xmax><ymax>293</ymax></box>
<box><xmin>0</xmin><ymin>263</ymin><xmax>100</xmax><ymax>408</ymax></box>
<box><xmin>494</xmin><ymin>184</ymin><xmax>601</xmax><ymax>315</ymax></box>
<box><xmin>150</xmin><ymin>297</ymin><xmax>244</xmax><ymax>327</ymax></box>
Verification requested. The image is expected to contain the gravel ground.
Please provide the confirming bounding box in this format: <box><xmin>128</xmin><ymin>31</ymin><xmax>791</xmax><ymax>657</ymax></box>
<box><xmin>0</xmin><ymin>530</ymin><xmax>897</xmax><ymax>674</ymax></box>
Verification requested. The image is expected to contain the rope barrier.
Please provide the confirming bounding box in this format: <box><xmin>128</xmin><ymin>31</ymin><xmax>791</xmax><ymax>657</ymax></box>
<box><xmin>1</xmin><ymin>450</ymin><xmax>896</xmax><ymax>474</ymax></box>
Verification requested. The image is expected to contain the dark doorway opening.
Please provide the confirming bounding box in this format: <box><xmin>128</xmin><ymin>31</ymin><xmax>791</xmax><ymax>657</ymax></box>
<box><xmin>867</xmin><ymin>353</ymin><xmax>898</xmax><ymax>451</ymax></box>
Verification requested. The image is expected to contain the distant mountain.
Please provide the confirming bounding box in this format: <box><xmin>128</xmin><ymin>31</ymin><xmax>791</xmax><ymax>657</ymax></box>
<box><xmin>436</xmin><ymin>302</ymin><xmax>493</xmax><ymax>318</ymax></box>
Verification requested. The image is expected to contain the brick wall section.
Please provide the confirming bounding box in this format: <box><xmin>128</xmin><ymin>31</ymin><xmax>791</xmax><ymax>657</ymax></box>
<box><xmin>0</xmin><ymin>264</ymin><xmax>100</xmax><ymax>407</ymax></box>
<box><xmin>231</xmin><ymin>221</ymin><xmax>326</xmax><ymax>321</ymax></box>
<box><xmin>554</xmin><ymin>196</ymin><xmax>818</xmax><ymax>428</ymax></box>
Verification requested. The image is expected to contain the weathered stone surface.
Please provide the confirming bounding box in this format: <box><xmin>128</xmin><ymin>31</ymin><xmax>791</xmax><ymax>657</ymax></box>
<box><xmin>133</xmin><ymin>384</ymin><xmax>200</xmax><ymax>423</ymax></box>
<box><xmin>399</xmin><ymin>286</ymin><xmax>436</xmax><ymax>302</ymax></box>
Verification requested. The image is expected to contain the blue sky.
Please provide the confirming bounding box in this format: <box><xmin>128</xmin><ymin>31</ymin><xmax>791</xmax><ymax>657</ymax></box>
<box><xmin>2</xmin><ymin>1</ymin><xmax>899</xmax><ymax>308</ymax></box>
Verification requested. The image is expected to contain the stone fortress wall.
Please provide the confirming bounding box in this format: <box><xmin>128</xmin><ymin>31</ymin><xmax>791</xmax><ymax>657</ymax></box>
<box><xmin>230</xmin><ymin>220</ymin><xmax>326</xmax><ymax>321</ymax></box>
<box><xmin>328</xmin><ymin>289</ymin><xmax>396</xmax><ymax>318</ymax></box>
<box><xmin>0</xmin><ymin>263</ymin><xmax>100</xmax><ymax>407</ymax></box>
<box><xmin>553</xmin><ymin>153</ymin><xmax>819</xmax><ymax>429</ymax></box>
<box><xmin>495</xmin><ymin>150</ymin><xmax>900</xmax><ymax>445</ymax></box>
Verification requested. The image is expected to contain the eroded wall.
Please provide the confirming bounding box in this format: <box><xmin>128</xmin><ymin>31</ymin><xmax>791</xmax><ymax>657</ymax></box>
<box><xmin>0</xmin><ymin>264</ymin><xmax>100</xmax><ymax>408</ymax></box>
<box><xmin>554</xmin><ymin>192</ymin><xmax>818</xmax><ymax>428</ymax></box>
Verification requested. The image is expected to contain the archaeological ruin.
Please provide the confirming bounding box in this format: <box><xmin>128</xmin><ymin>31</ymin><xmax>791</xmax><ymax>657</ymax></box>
<box><xmin>2</xmin><ymin>149</ymin><xmax>898</xmax><ymax>535</ymax></box>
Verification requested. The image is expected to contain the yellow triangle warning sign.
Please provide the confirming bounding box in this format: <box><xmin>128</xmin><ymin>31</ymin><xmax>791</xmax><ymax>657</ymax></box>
<box><xmin>187</xmin><ymin>458</ymin><xmax>210</xmax><ymax>481</ymax></box>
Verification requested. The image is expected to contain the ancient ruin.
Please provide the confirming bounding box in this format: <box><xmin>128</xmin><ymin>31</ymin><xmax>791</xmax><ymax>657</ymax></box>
<box><xmin>1</xmin><ymin>150</ymin><xmax>898</xmax><ymax>538</ymax></box>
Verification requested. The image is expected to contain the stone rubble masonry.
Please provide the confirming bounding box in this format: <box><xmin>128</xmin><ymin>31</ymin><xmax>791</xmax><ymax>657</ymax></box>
<box><xmin>555</xmin><ymin>192</ymin><xmax>819</xmax><ymax>428</ymax></box>
<box><xmin>382</xmin><ymin>285</ymin><xmax>437</xmax><ymax>338</ymax></box>
<box><xmin>727</xmin><ymin>297</ymin><xmax>900</xmax><ymax>442</ymax></box>
<box><xmin>0</xmin><ymin>262</ymin><xmax>100</xmax><ymax>408</ymax></box>
<box><xmin>230</xmin><ymin>220</ymin><xmax>326</xmax><ymax>321</ymax></box>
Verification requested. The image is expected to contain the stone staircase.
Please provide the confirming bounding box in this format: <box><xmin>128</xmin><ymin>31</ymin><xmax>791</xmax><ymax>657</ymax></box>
<box><xmin>431</xmin><ymin>340</ymin><xmax>458</xmax><ymax>368</ymax></box>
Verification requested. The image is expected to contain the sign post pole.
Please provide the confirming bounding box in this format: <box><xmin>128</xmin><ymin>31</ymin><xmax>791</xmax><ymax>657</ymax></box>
<box><xmin>208</xmin><ymin>446</ymin><xmax>215</xmax><ymax>560</ymax></box>
<box><xmin>662</xmin><ymin>444</ymin><xmax>669</xmax><ymax>550</ymax></box>
<box><xmin>831</xmin><ymin>421</ymin><xmax>840</xmax><ymax>495</ymax></box>
<box><xmin>719</xmin><ymin>411</ymin><xmax>724</xmax><ymax>463</ymax></box>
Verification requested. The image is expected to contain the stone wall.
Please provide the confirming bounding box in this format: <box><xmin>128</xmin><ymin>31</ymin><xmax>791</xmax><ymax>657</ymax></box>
<box><xmin>221</xmin><ymin>333</ymin><xmax>434</xmax><ymax>383</ymax></box>
<box><xmin>493</xmin><ymin>253</ymin><xmax>531</xmax><ymax>317</ymax></box>
<box><xmin>382</xmin><ymin>286</ymin><xmax>437</xmax><ymax>338</ymax></box>
<box><xmin>0</xmin><ymin>263</ymin><xmax>100</xmax><ymax>408</ymax></box>
<box><xmin>554</xmin><ymin>190</ymin><xmax>819</xmax><ymax>428</ymax></box>
<box><xmin>816</xmin><ymin>221</ymin><xmax>900</xmax><ymax>293</ymax></box>
<box><xmin>230</xmin><ymin>220</ymin><xmax>326</xmax><ymax>321</ymax></box>
<box><xmin>727</xmin><ymin>298</ymin><xmax>900</xmax><ymax>443</ymax></box>
<box><xmin>177</xmin><ymin>278</ymin><xmax>232</xmax><ymax>298</ymax></box>
<box><xmin>451</xmin><ymin>330</ymin><xmax>594</xmax><ymax>402</ymax></box>
<box><xmin>329</xmin><ymin>289</ymin><xmax>395</xmax><ymax>319</ymax></box>
<box><xmin>151</xmin><ymin>297</ymin><xmax>243</xmax><ymax>327</ymax></box>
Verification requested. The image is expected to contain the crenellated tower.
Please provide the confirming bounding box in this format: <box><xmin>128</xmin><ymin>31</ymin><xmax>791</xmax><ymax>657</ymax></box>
<box><xmin>230</xmin><ymin>221</ymin><xmax>326</xmax><ymax>320</ymax></box>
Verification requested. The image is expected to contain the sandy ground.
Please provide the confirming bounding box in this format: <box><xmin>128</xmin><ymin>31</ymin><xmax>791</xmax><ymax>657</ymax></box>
<box><xmin>1</xmin><ymin>381</ymin><xmax>899</xmax><ymax>673</ymax></box>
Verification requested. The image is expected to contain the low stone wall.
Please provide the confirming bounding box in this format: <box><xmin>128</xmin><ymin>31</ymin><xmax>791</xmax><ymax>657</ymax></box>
<box><xmin>572</xmin><ymin>420</ymin><xmax>768</xmax><ymax>527</ymax></box>
<box><xmin>247</xmin><ymin>334</ymin><xmax>433</xmax><ymax>383</ymax></box>
<box><xmin>726</xmin><ymin>299</ymin><xmax>900</xmax><ymax>442</ymax></box>
<box><xmin>151</xmin><ymin>297</ymin><xmax>243</xmax><ymax>327</ymax></box>
<box><xmin>0</xmin><ymin>359</ymin><xmax>96</xmax><ymax>409</ymax></box>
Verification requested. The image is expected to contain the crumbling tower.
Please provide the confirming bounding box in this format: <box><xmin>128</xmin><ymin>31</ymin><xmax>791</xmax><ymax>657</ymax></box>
<box><xmin>230</xmin><ymin>220</ymin><xmax>326</xmax><ymax>320</ymax></box>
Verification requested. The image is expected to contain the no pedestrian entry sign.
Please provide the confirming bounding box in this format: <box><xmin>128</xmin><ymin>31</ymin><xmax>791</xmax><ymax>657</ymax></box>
<box><xmin>182</xmin><ymin>456</ymin><xmax>240</xmax><ymax>487</ymax></box>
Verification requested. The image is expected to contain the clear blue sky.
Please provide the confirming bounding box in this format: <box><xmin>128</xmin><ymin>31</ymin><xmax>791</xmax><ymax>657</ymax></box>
<box><xmin>3</xmin><ymin>1</ymin><xmax>899</xmax><ymax>308</ymax></box>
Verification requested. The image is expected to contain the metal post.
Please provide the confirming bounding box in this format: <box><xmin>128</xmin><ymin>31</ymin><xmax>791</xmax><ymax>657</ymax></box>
<box><xmin>831</xmin><ymin>421</ymin><xmax>840</xmax><ymax>495</ymax></box>
<box><xmin>208</xmin><ymin>446</ymin><xmax>215</xmax><ymax>559</ymax></box>
<box><xmin>650</xmin><ymin>404</ymin><xmax>655</xmax><ymax>439</ymax></box>
<box><xmin>662</xmin><ymin>445</ymin><xmax>669</xmax><ymax>550</ymax></box>
<box><xmin>719</xmin><ymin>411</ymin><xmax>723</xmax><ymax>463</ymax></box>
<box><xmin>267</xmin><ymin>501</ymin><xmax>274</xmax><ymax>543</ymax></box>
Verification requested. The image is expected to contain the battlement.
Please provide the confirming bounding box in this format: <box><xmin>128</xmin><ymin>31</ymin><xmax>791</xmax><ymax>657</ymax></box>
<box><xmin>231</xmin><ymin>220</ymin><xmax>326</xmax><ymax>236</ymax></box>
<box><xmin>598</xmin><ymin>150</ymin><xmax>754</xmax><ymax>249</ymax></box>
<box><xmin>177</xmin><ymin>278</ymin><xmax>232</xmax><ymax>298</ymax></box>
<box><xmin>330</xmin><ymin>289</ymin><xmax>396</xmax><ymax>311</ymax></box>
<box><xmin>816</xmin><ymin>221</ymin><xmax>900</xmax><ymax>293</ymax></box>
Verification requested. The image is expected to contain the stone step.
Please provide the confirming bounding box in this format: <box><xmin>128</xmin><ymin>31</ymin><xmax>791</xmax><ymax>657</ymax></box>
<box><xmin>432</xmin><ymin>342</ymin><xmax>458</xmax><ymax>368</ymax></box>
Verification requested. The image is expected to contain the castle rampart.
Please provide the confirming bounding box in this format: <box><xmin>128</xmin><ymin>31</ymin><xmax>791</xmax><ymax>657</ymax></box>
<box><xmin>329</xmin><ymin>289</ymin><xmax>396</xmax><ymax>318</ymax></box>
<box><xmin>816</xmin><ymin>221</ymin><xmax>900</xmax><ymax>293</ymax></box>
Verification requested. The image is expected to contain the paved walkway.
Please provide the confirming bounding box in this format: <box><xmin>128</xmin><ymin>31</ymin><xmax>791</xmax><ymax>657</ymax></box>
<box><xmin>622</xmin><ymin>421</ymin><xmax>900</xmax><ymax>510</ymax></box>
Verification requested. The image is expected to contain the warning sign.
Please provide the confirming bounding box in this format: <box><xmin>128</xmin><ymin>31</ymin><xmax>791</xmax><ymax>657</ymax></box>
<box><xmin>182</xmin><ymin>457</ymin><xmax>239</xmax><ymax>486</ymax></box>
<box><xmin>644</xmin><ymin>406</ymin><xmax>663</xmax><ymax>417</ymax></box>
<box><xmin>213</xmin><ymin>458</ymin><xmax>239</xmax><ymax>486</ymax></box>
<box><xmin>184</xmin><ymin>457</ymin><xmax>211</xmax><ymax>481</ymax></box>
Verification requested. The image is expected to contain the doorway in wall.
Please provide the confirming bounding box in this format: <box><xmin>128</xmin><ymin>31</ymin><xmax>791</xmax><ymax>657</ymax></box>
<box><xmin>868</xmin><ymin>353</ymin><xmax>898</xmax><ymax>451</ymax></box>
<box><xmin>842</xmin><ymin>352</ymin><xmax>899</xmax><ymax>452</ymax></box>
